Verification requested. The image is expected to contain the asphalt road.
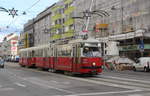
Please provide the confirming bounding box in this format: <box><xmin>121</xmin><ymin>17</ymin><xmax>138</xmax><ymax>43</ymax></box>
<box><xmin>0</xmin><ymin>62</ymin><xmax>150</xmax><ymax>96</ymax></box>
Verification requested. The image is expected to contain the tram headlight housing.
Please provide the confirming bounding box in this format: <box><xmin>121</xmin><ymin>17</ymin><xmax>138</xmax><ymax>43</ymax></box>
<box><xmin>92</xmin><ymin>62</ymin><xmax>96</xmax><ymax>66</ymax></box>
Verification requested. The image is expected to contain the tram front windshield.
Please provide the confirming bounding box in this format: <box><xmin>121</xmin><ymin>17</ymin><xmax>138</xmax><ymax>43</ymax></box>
<box><xmin>83</xmin><ymin>47</ymin><xmax>101</xmax><ymax>57</ymax></box>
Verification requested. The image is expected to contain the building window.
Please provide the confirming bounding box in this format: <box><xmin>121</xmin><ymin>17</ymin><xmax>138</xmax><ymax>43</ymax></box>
<box><xmin>62</xmin><ymin>18</ymin><xmax>65</xmax><ymax>24</ymax></box>
<box><xmin>55</xmin><ymin>20</ymin><xmax>58</xmax><ymax>25</ymax></box>
<box><xmin>58</xmin><ymin>19</ymin><xmax>62</xmax><ymax>24</ymax></box>
<box><xmin>69</xmin><ymin>24</ymin><xmax>74</xmax><ymax>30</ymax></box>
<box><xmin>65</xmin><ymin>4</ymin><xmax>69</xmax><ymax>9</ymax></box>
<box><xmin>62</xmin><ymin>26</ymin><xmax>65</xmax><ymax>34</ymax></box>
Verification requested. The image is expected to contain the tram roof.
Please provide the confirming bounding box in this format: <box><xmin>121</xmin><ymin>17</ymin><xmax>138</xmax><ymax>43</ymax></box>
<box><xmin>19</xmin><ymin>44</ymin><xmax>50</xmax><ymax>52</ymax></box>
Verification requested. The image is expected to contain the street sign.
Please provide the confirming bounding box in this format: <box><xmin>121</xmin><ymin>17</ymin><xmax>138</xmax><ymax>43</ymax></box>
<box><xmin>139</xmin><ymin>39</ymin><xmax>144</xmax><ymax>52</ymax></box>
<box><xmin>82</xmin><ymin>30</ymin><xmax>88</xmax><ymax>32</ymax></box>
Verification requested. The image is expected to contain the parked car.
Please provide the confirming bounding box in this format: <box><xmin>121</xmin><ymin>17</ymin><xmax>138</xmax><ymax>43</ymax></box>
<box><xmin>14</xmin><ymin>56</ymin><xmax>19</xmax><ymax>62</ymax></box>
<box><xmin>133</xmin><ymin>57</ymin><xmax>150</xmax><ymax>72</ymax></box>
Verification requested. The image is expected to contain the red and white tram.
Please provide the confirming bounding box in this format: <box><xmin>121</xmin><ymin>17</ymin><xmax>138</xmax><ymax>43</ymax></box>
<box><xmin>19</xmin><ymin>38</ymin><xmax>104</xmax><ymax>75</ymax></box>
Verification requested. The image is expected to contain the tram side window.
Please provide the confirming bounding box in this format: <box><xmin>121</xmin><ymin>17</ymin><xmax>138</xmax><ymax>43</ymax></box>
<box><xmin>24</xmin><ymin>52</ymin><xmax>27</xmax><ymax>58</ymax></box>
<box><xmin>29</xmin><ymin>51</ymin><xmax>32</xmax><ymax>58</ymax></box>
<box><xmin>58</xmin><ymin>50</ymin><xmax>62</xmax><ymax>56</ymax></box>
<box><xmin>27</xmin><ymin>51</ymin><xmax>29</xmax><ymax>58</ymax></box>
<box><xmin>66</xmin><ymin>49</ymin><xmax>72</xmax><ymax>56</ymax></box>
<box><xmin>39</xmin><ymin>50</ymin><xmax>43</xmax><ymax>57</ymax></box>
<box><xmin>58</xmin><ymin>49</ymin><xmax>72</xmax><ymax>57</ymax></box>
<box><xmin>21</xmin><ymin>52</ymin><xmax>23</xmax><ymax>57</ymax></box>
<box><xmin>25</xmin><ymin>52</ymin><xmax>28</xmax><ymax>57</ymax></box>
<box><xmin>22</xmin><ymin>53</ymin><xmax>24</xmax><ymax>57</ymax></box>
<box><xmin>44</xmin><ymin>49</ymin><xmax>48</xmax><ymax>57</ymax></box>
<box><xmin>19</xmin><ymin>52</ymin><xmax>22</xmax><ymax>57</ymax></box>
<box><xmin>49</xmin><ymin>48</ymin><xmax>53</xmax><ymax>57</ymax></box>
<box><xmin>31</xmin><ymin>51</ymin><xmax>35</xmax><ymax>57</ymax></box>
<box><xmin>35</xmin><ymin>50</ymin><xmax>39</xmax><ymax>57</ymax></box>
<box><xmin>23</xmin><ymin>52</ymin><xmax>25</xmax><ymax>57</ymax></box>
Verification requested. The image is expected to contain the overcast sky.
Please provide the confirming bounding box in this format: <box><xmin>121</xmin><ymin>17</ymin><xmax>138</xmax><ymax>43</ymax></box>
<box><xmin>0</xmin><ymin>0</ymin><xmax>59</xmax><ymax>42</ymax></box>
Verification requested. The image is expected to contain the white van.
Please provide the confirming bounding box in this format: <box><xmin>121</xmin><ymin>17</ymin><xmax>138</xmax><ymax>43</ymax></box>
<box><xmin>133</xmin><ymin>57</ymin><xmax>150</xmax><ymax>72</ymax></box>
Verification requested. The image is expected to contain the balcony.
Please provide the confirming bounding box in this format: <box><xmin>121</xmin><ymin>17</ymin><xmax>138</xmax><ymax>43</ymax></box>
<box><xmin>64</xmin><ymin>0</ymin><xmax>73</xmax><ymax>4</ymax></box>
<box><xmin>64</xmin><ymin>6</ymin><xmax>75</xmax><ymax>15</ymax></box>
<box><xmin>64</xmin><ymin>18</ymin><xmax>74</xmax><ymax>26</ymax></box>
<box><xmin>52</xmin><ymin>14</ymin><xmax>62</xmax><ymax>21</ymax></box>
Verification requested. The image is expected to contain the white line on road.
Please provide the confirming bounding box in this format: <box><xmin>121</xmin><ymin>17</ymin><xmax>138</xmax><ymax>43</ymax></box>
<box><xmin>100</xmin><ymin>75</ymin><xmax>150</xmax><ymax>84</ymax></box>
<box><xmin>14</xmin><ymin>83</ymin><xmax>26</xmax><ymax>87</ymax></box>
<box><xmin>64</xmin><ymin>89</ymin><xmax>142</xmax><ymax>96</ymax></box>
<box><xmin>0</xmin><ymin>88</ymin><xmax>14</xmax><ymax>91</ymax></box>
<box><xmin>91</xmin><ymin>77</ymin><xmax>150</xmax><ymax>88</ymax></box>
<box><xmin>128</xmin><ymin>94</ymin><xmax>143</xmax><ymax>96</ymax></box>
<box><xmin>24</xmin><ymin>77</ymin><xmax>75</xmax><ymax>94</ymax></box>
<box><xmin>3</xmin><ymin>69</ymin><xmax>75</xmax><ymax>94</ymax></box>
<box><xmin>20</xmin><ymin>68</ymin><xmax>150</xmax><ymax>91</ymax></box>
<box><xmin>64</xmin><ymin>76</ymin><xmax>150</xmax><ymax>91</ymax></box>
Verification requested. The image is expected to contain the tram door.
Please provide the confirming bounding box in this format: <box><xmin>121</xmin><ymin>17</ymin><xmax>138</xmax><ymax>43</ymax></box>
<box><xmin>53</xmin><ymin>45</ymin><xmax>57</xmax><ymax>69</ymax></box>
<box><xmin>44</xmin><ymin>48</ymin><xmax>49</xmax><ymax>68</ymax></box>
<box><xmin>73</xmin><ymin>44</ymin><xmax>80</xmax><ymax>72</ymax></box>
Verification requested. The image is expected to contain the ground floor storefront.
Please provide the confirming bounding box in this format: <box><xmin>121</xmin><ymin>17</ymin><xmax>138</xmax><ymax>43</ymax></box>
<box><xmin>98</xmin><ymin>29</ymin><xmax>150</xmax><ymax>61</ymax></box>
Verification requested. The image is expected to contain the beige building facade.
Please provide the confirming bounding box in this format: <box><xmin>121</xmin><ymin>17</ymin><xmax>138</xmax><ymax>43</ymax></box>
<box><xmin>22</xmin><ymin>0</ymin><xmax>150</xmax><ymax>59</ymax></box>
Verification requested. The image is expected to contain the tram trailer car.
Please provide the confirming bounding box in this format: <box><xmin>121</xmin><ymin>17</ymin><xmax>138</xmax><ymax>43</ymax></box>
<box><xmin>19</xmin><ymin>39</ymin><xmax>103</xmax><ymax>75</ymax></box>
<box><xmin>19</xmin><ymin>48</ymin><xmax>36</xmax><ymax>67</ymax></box>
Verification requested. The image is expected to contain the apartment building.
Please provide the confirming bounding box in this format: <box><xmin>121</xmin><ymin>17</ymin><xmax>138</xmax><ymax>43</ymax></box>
<box><xmin>34</xmin><ymin>5</ymin><xmax>53</xmax><ymax>46</ymax></box>
<box><xmin>22</xmin><ymin>0</ymin><xmax>150</xmax><ymax>59</ymax></box>
<box><xmin>0</xmin><ymin>33</ymin><xmax>19</xmax><ymax>58</ymax></box>
<box><xmin>75</xmin><ymin>0</ymin><xmax>150</xmax><ymax>59</ymax></box>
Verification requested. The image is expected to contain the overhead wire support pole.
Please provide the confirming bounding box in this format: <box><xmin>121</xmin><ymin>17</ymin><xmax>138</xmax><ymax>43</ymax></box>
<box><xmin>120</xmin><ymin>0</ymin><xmax>126</xmax><ymax>56</ymax></box>
<box><xmin>121</xmin><ymin>0</ymin><xmax>124</xmax><ymax>34</ymax></box>
<box><xmin>85</xmin><ymin>0</ymin><xmax>94</xmax><ymax>33</ymax></box>
<box><xmin>73</xmin><ymin>0</ymin><xmax>109</xmax><ymax>39</ymax></box>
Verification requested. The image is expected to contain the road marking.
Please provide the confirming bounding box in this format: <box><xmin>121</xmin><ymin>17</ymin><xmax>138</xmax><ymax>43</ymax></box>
<box><xmin>4</xmin><ymin>69</ymin><xmax>74</xmax><ymax>94</ymax></box>
<box><xmin>24</xmin><ymin>77</ymin><xmax>75</xmax><ymax>94</ymax></box>
<box><xmin>14</xmin><ymin>83</ymin><xmax>26</xmax><ymax>87</ymax></box>
<box><xmin>128</xmin><ymin>94</ymin><xmax>143</xmax><ymax>96</ymax></box>
<box><xmin>91</xmin><ymin>77</ymin><xmax>150</xmax><ymax>88</ymax></box>
<box><xmin>17</xmin><ymin>67</ymin><xmax>150</xmax><ymax>91</ymax></box>
<box><xmin>64</xmin><ymin>89</ymin><xmax>142</xmax><ymax>96</ymax></box>
<box><xmin>63</xmin><ymin>81</ymin><xmax>71</xmax><ymax>85</ymax></box>
<box><xmin>0</xmin><ymin>88</ymin><xmax>14</xmax><ymax>91</ymax></box>
<box><xmin>100</xmin><ymin>75</ymin><xmax>150</xmax><ymax>84</ymax></box>
<box><xmin>6</xmin><ymin>65</ymin><xmax>150</xmax><ymax>92</ymax></box>
<box><xmin>51</xmin><ymin>80</ymin><xmax>59</xmax><ymax>84</ymax></box>
<box><xmin>50</xmin><ymin>80</ymin><xmax>71</xmax><ymax>85</ymax></box>
<box><xmin>63</xmin><ymin>76</ymin><xmax>150</xmax><ymax>91</ymax></box>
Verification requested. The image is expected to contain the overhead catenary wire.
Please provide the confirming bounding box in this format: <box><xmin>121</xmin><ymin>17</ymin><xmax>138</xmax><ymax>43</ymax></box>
<box><xmin>6</xmin><ymin>0</ymin><xmax>42</xmax><ymax>29</ymax></box>
<box><xmin>24</xmin><ymin>0</ymin><xmax>41</xmax><ymax>12</ymax></box>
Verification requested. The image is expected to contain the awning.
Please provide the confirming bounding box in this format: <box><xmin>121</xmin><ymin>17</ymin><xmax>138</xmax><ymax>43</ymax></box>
<box><xmin>98</xmin><ymin>29</ymin><xmax>147</xmax><ymax>42</ymax></box>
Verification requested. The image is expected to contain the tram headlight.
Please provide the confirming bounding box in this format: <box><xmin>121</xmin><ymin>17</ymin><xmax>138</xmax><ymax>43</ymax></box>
<box><xmin>92</xmin><ymin>62</ymin><xmax>96</xmax><ymax>66</ymax></box>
